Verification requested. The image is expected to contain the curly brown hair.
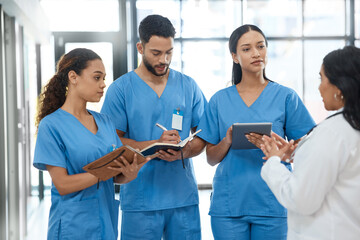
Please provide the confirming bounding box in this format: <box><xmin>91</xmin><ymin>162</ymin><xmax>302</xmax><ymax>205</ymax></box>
<box><xmin>36</xmin><ymin>48</ymin><xmax>101</xmax><ymax>129</ymax></box>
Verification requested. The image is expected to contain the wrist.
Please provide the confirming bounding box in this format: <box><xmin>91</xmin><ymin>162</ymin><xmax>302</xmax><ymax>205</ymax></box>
<box><xmin>222</xmin><ymin>137</ymin><xmax>231</xmax><ymax>147</ymax></box>
<box><xmin>182</xmin><ymin>143</ymin><xmax>192</xmax><ymax>159</ymax></box>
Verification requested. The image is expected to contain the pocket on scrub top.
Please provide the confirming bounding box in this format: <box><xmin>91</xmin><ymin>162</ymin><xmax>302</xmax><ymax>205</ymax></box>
<box><xmin>60</xmin><ymin>198</ymin><xmax>101</xmax><ymax>240</ymax></box>
<box><xmin>210</xmin><ymin>176</ymin><xmax>229</xmax><ymax>213</ymax></box>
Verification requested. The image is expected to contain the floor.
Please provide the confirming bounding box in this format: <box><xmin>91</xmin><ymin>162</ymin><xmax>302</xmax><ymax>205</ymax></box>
<box><xmin>26</xmin><ymin>190</ymin><xmax>214</xmax><ymax>240</ymax></box>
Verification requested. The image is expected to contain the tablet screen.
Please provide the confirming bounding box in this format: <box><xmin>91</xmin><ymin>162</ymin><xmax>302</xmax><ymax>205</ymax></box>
<box><xmin>231</xmin><ymin>122</ymin><xmax>272</xmax><ymax>149</ymax></box>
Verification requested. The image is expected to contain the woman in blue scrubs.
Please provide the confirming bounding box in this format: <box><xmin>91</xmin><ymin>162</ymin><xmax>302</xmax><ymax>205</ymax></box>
<box><xmin>33</xmin><ymin>48</ymin><xmax>147</xmax><ymax>240</ymax></box>
<box><xmin>197</xmin><ymin>25</ymin><xmax>315</xmax><ymax>240</ymax></box>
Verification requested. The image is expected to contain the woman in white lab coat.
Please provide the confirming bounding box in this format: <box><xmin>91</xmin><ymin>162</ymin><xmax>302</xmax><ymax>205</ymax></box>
<box><xmin>253</xmin><ymin>45</ymin><xmax>360</xmax><ymax>240</ymax></box>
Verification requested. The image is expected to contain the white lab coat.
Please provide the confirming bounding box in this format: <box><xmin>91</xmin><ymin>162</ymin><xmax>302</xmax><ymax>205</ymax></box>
<box><xmin>261</xmin><ymin>112</ymin><xmax>360</xmax><ymax>240</ymax></box>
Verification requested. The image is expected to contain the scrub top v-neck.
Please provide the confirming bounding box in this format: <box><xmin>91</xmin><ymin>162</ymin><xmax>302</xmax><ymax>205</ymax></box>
<box><xmin>235</xmin><ymin>82</ymin><xmax>268</xmax><ymax>108</ymax></box>
<box><xmin>133</xmin><ymin>71</ymin><xmax>172</xmax><ymax>99</ymax></box>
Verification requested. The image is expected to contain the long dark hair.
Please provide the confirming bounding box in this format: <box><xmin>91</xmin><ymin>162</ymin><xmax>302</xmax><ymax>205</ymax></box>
<box><xmin>323</xmin><ymin>45</ymin><xmax>360</xmax><ymax>130</ymax></box>
<box><xmin>229</xmin><ymin>24</ymin><xmax>270</xmax><ymax>85</ymax></box>
<box><xmin>36</xmin><ymin>48</ymin><xmax>101</xmax><ymax>129</ymax></box>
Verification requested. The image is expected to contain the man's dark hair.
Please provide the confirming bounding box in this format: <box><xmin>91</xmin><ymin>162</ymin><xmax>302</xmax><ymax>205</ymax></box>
<box><xmin>139</xmin><ymin>14</ymin><xmax>176</xmax><ymax>43</ymax></box>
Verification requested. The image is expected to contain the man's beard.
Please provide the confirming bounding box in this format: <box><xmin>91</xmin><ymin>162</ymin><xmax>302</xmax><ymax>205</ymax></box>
<box><xmin>143</xmin><ymin>55</ymin><xmax>170</xmax><ymax>77</ymax></box>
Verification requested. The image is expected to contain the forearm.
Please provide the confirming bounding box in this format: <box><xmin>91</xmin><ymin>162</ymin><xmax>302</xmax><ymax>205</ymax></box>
<box><xmin>119</xmin><ymin>136</ymin><xmax>158</xmax><ymax>150</ymax></box>
<box><xmin>206</xmin><ymin>138</ymin><xmax>231</xmax><ymax>166</ymax></box>
<box><xmin>261</xmin><ymin>156</ymin><xmax>323</xmax><ymax>215</ymax></box>
<box><xmin>60</xmin><ymin>173</ymin><xmax>99</xmax><ymax>195</ymax></box>
<box><xmin>183</xmin><ymin>137</ymin><xmax>206</xmax><ymax>159</ymax></box>
<box><xmin>47</xmin><ymin>165</ymin><xmax>99</xmax><ymax>196</ymax></box>
<box><xmin>261</xmin><ymin>156</ymin><xmax>293</xmax><ymax>207</ymax></box>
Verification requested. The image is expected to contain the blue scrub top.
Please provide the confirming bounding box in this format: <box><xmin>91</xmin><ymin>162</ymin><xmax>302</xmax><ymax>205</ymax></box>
<box><xmin>33</xmin><ymin>109</ymin><xmax>121</xmax><ymax>240</ymax></box>
<box><xmin>197</xmin><ymin>82</ymin><xmax>315</xmax><ymax>217</ymax></box>
<box><xmin>101</xmin><ymin>69</ymin><xmax>207</xmax><ymax>211</ymax></box>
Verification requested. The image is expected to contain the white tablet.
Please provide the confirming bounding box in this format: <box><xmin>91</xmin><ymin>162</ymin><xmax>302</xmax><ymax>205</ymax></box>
<box><xmin>231</xmin><ymin>122</ymin><xmax>272</xmax><ymax>149</ymax></box>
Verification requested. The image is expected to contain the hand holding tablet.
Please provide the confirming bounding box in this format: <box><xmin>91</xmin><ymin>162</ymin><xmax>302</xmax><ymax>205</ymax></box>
<box><xmin>231</xmin><ymin>122</ymin><xmax>272</xmax><ymax>149</ymax></box>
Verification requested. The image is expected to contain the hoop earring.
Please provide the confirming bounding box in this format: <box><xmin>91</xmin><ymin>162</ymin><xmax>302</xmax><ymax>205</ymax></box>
<box><xmin>334</xmin><ymin>93</ymin><xmax>344</xmax><ymax>101</ymax></box>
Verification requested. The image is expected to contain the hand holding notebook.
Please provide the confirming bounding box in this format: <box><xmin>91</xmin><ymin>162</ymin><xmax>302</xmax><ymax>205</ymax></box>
<box><xmin>83</xmin><ymin>145</ymin><xmax>149</xmax><ymax>181</ymax></box>
<box><xmin>141</xmin><ymin>128</ymin><xmax>202</xmax><ymax>156</ymax></box>
<box><xmin>83</xmin><ymin>129</ymin><xmax>202</xmax><ymax>180</ymax></box>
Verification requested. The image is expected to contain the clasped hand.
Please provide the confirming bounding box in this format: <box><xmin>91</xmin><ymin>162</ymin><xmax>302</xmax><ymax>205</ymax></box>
<box><xmin>261</xmin><ymin>132</ymin><xmax>297</xmax><ymax>163</ymax></box>
<box><xmin>247</xmin><ymin>132</ymin><xmax>297</xmax><ymax>163</ymax></box>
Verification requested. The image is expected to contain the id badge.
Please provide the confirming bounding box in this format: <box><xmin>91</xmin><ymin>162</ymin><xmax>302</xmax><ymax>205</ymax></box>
<box><xmin>172</xmin><ymin>108</ymin><xmax>183</xmax><ymax>131</ymax></box>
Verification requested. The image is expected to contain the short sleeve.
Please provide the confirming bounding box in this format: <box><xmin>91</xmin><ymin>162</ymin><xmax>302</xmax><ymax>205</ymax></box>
<box><xmin>190</xmin><ymin>79</ymin><xmax>208</xmax><ymax>128</ymax></box>
<box><xmin>197</xmin><ymin>96</ymin><xmax>221</xmax><ymax>145</ymax></box>
<box><xmin>101</xmin><ymin>81</ymin><xmax>128</xmax><ymax>132</ymax></box>
<box><xmin>100</xmin><ymin>112</ymin><xmax>123</xmax><ymax>149</ymax></box>
<box><xmin>33</xmin><ymin>120</ymin><xmax>67</xmax><ymax>171</ymax></box>
<box><xmin>285</xmin><ymin>91</ymin><xmax>316</xmax><ymax>140</ymax></box>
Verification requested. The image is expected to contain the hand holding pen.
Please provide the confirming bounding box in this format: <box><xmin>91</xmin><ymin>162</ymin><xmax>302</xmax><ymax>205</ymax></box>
<box><xmin>156</xmin><ymin>123</ymin><xmax>181</xmax><ymax>144</ymax></box>
<box><xmin>156</xmin><ymin>123</ymin><xmax>185</xmax><ymax>168</ymax></box>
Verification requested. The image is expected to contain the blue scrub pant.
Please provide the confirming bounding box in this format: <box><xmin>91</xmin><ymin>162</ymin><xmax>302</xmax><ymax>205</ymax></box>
<box><xmin>120</xmin><ymin>204</ymin><xmax>201</xmax><ymax>240</ymax></box>
<box><xmin>211</xmin><ymin>215</ymin><xmax>287</xmax><ymax>240</ymax></box>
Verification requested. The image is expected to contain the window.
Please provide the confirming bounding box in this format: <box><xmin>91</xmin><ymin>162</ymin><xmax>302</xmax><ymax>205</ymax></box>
<box><xmin>181</xmin><ymin>0</ymin><xmax>242</xmax><ymax>38</ymax></box>
<box><xmin>245</xmin><ymin>0</ymin><xmax>302</xmax><ymax>37</ymax></box>
<box><xmin>304</xmin><ymin>0</ymin><xmax>345</xmax><ymax>36</ymax></box>
<box><xmin>181</xmin><ymin>40</ymin><xmax>231</xmax><ymax>100</ymax></box>
<box><xmin>266</xmin><ymin>40</ymin><xmax>302</xmax><ymax>95</ymax></box>
<box><xmin>40</xmin><ymin>0</ymin><xmax>120</xmax><ymax>32</ymax></box>
<box><xmin>303</xmin><ymin>40</ymin><xmax>346</xmax><ymax>122</ymax></box>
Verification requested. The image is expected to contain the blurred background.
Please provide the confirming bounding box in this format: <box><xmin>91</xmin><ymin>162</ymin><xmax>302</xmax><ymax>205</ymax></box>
<box><xmin>0</xmin><ymin>0</ymin><xmax>359</xmax><ymax>239</ymax></box>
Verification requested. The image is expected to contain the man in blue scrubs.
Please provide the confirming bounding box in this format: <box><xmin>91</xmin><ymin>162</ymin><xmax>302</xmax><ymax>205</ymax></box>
<box><xmin>101</xmin><ymin>14</ymin><xmax>207</xmax><ymax>240</ymax></box>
